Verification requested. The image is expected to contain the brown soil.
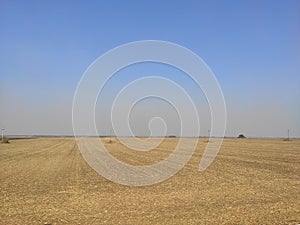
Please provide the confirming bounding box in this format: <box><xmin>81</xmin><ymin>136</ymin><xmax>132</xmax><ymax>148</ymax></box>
<box><xmin>0</xmin><ymin>138</ymin><xmax>299</xmax><ymax>224</ymax></box>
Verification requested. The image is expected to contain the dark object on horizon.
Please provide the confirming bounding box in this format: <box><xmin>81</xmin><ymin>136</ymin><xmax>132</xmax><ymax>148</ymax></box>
<box><xmin>167</xmin><ymin>135</ymin><xmax>177</xmax><ymax>138</ymax></box>
<box><xmin>237</xmin><ymin>134</ymin><xmax>246</xmax><ymax>138</ymax></box>
<box><xmin>1</xmin><ymin>136</ymin><xmax>10</xmax><ymax>143</ymax></box>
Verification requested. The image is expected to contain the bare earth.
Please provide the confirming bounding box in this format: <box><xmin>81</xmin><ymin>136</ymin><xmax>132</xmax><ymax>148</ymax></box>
<box><xmin>0</xmin><ymin>137</ymin><xmax>299</xmax><ymax>225</ymax></box>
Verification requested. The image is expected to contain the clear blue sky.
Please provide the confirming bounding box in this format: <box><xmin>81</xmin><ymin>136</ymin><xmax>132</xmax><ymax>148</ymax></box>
<box><xmin>0</xmin><ymin>0</ymin><xmax>299</xmax><ymax>137</ymax></box>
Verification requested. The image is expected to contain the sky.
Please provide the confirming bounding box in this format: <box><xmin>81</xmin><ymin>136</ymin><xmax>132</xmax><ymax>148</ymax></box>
<box><xmin>0</xmin><ymin>0</ymin><xmax>299</xmax><ymax>137</ymax></box>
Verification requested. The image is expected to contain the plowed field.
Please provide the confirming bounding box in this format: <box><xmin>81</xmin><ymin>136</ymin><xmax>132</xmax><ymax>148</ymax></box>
<box><xmin>0</xmin><ymin>138</ymin><xmax>299</xmax><ymax>224</ymax></box>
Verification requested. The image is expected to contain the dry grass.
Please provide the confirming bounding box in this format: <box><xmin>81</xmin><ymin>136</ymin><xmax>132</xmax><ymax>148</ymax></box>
<box><xmin>0</xmin><ymin>137</ymin><xmax>299</xmax><ymax>224</ymax></box>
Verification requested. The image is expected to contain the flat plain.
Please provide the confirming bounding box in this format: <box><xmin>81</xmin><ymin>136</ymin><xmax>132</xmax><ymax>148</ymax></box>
<box><xmin>0</xmin><ymin>137</ymin><xmax>299</xmax><ymax>225</ymax></box>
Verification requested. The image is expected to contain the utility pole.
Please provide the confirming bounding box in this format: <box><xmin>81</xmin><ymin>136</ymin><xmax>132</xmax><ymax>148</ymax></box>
<box><xmin>288</xmin><ymin>129</ymin><xmax>290</xmax><ymax>140</ymax></box>
<box><xmin>1</xmin><ymin>129</ymin><xmax>4</xmax><ymax>141</ymax></box>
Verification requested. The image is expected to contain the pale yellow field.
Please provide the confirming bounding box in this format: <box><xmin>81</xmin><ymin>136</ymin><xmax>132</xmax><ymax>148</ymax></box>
<box><xmin>0</xmin><ymin>137</ymin><xmax>299</xmax><ymax>225</ymax></box>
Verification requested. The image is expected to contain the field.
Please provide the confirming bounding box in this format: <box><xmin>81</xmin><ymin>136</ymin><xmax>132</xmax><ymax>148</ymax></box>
<box><xmin>0</xmin><ymin>137</ymin><xmax>299</xmax><ymax>224</ymax></box>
